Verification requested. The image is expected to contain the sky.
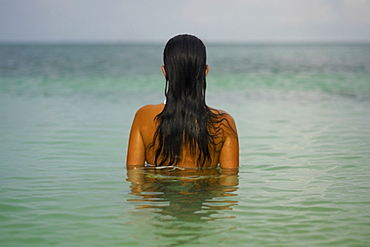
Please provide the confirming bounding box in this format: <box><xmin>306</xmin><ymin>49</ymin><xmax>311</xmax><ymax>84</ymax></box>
<box><xmin>1</xmin><ymin>0</ymin><xmax>370</xmax><ymax>43</ymax></box>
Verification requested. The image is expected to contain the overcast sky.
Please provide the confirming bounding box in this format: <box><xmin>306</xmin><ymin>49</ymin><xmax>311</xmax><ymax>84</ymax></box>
<box><xmin>1</xmin><ymin>0</ymin><xmax>369</xmax><ymax>43</ymax></box>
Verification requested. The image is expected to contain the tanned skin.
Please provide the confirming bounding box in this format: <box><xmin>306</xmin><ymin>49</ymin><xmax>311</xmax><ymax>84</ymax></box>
<box><xmin>126</xmin><ymin>66</ymin><xmax>239</xmax><ymax>169</ymax></box>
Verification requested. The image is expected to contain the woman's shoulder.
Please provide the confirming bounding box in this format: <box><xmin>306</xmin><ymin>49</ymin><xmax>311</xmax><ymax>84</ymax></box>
<box><xmin>135</xmin><ymin>103</ymin><xmax>165</xmax><ymax>117</ymax></box>
<box><xmin>209</xmin><ymin>107</ymin><xmax>235</xmax><ymax>121</ymax></box>
<box><xmin>131</xmin><ymin>103</ymin><xmax>165</xmax><ymax>132</ymax></box>
<box><xmin>208</xmin><ymin>106</ymin><xmax>238</xmax><ymax>133</ymax></box>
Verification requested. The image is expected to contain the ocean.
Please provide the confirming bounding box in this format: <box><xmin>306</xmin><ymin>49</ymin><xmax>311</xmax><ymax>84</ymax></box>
<box><xmin>0</xmin><ymin>43</ymin><xmax>370</xmax><ymax>246</ymax></box>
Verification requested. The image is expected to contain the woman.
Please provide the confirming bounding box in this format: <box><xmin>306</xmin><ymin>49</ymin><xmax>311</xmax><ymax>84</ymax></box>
<box><xmin>126</xmin><ymin>34</ymin><xmax>238</xmax><ymax>169</ymax></box>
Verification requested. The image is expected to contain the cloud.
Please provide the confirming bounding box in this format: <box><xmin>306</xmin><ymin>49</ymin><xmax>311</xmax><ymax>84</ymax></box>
<box><xmin>0</xmin><ymin>0</ymin><xmax>369</xmax><ymax>42</ymax></box>
<box><xmin>268</xmin><ymin>0</ymin><xmax>338</xmax><ymax>25</ymax></box>
<box><xmin>171</xmin><ymin>0</ymin><xmax>341</xmax><ymax>41</ymax></box>
<box><xmin>343</xmin><ymin>0</ymin><xmax>370</xmax><ymax>24</ymax></box>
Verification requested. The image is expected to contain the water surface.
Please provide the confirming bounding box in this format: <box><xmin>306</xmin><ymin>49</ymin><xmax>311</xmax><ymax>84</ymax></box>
<box><xmin>0</xmin><ymin>43</ymin><xmax>370</xmax><ymax>246</ymax></box>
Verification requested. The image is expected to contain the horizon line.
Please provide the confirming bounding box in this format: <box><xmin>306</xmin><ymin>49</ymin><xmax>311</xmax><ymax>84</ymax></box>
<box><xmin>1</xmin><ymin>39</ymin><xmax>370</xmax><ymax>45</ymax></box>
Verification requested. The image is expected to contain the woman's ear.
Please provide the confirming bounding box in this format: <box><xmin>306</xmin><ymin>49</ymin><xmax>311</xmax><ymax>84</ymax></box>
<box><xmin>205</xmin><ymin>65</ymin><xmax>210</xmax><ymax>76</ymax></box>
<box><xmin>161</xmin><ymin>66</ymin><xmax>166</xmax><ymax>78</ymax></box>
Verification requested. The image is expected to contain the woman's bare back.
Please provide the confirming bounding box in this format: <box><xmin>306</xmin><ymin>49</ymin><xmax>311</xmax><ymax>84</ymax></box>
<box><xmin>126</xmin><ymin>102</ymin><xmax>238</xmax><ymax>169</ymax></box>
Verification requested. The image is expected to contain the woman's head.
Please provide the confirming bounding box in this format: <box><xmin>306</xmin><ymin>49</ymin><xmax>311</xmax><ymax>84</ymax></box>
<box><xmin>162</xmin><ymin>34</ymin><xmax>209</xmax><ymax>103</ymax></box>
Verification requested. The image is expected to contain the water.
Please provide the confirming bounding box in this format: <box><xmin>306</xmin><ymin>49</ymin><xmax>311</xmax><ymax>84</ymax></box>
<box><xmin>0</xmin><ymin>43</ymin><xmax>370</xmax><ymax>246</ymax></box>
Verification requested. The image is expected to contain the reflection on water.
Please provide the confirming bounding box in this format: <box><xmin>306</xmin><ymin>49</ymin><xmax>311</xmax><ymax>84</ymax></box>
<box><xmin>126</xmin><ymin>167</ymin><xmax>239</xmax><ymax>221</ymax></box>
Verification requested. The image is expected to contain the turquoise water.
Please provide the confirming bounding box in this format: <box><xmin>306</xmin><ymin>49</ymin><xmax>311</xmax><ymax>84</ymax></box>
<box><xmin>1</xmin><ymin>43</ymin><xmax>370</xmax><ymax>246</ymax></box>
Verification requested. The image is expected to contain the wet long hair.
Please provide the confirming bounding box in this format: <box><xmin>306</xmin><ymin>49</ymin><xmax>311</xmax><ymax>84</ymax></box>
<box><xmin>152</xmin><ymin>34</ymin><xmax>224</xmax><ymax>168</ymax></box>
